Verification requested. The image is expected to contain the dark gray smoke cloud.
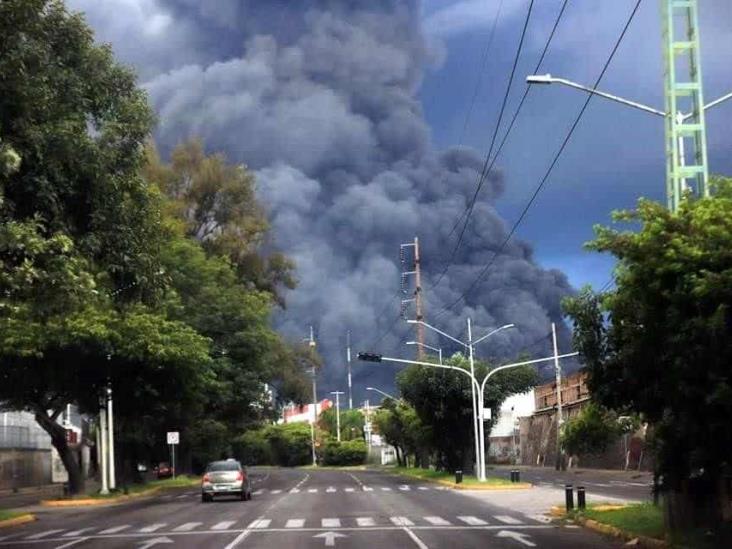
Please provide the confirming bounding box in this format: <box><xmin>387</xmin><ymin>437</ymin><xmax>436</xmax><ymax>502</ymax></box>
<box><xmin>69</xmin><ymin>0</ymin><xmax>574</xmax><ymax>399</ymax></box>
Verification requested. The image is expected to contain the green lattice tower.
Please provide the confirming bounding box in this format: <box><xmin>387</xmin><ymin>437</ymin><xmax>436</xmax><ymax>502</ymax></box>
<box><xmin>661</xmin><ymin>0</ymin><xmax>709</xmax><ymax>212</ymax></box>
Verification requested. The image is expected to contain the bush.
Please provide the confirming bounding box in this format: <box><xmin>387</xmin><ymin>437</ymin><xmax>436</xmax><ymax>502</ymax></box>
<box><xmin>235</xmin><ymin>423</ymin><xmax>313</xmax><ymax>467</ymax></box>
<box><xmin>233</xmin><ymin>430</ymin><xmax>271</xmax><ymax>466</ymax></box>
<box><xmin>320</xmin><ymin>439</ymin><xmax>367</xmax><ymax>466</ymax></box>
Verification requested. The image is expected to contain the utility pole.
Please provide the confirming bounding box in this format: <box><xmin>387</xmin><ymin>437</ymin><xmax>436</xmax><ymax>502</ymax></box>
<box><xmin>552</xmin><ymin>322</ymin><xmax>564</xmax><ymax>471</ymax></box>
<box><xmin>400</xmin><ymin>237</ymin><xmax>424</xmax><ymax>359</ymax></box>
<box><xmin>330</xmin><ymin>391</ymin><xmax>345</xmax><ymax>442</ymax></box>
<box><xmin>346</xmin><ymin>331</ymin><xmax>353</xmax><ymax>410</ymax></box>
<box><xmin>662</xmin><ymin>0</ymin><xmax>708</xmax><ymax>211</ymax></box>
<box><xmin>107</xmin><ymin>382</ymin><xmax>116</xmax><ymax>490</ymax></box>
<box><xmin>98</xmin><ymin>400</ymin><xmax>109</xmax><ymax>495</ymax></box>
<box><xmin>467</xmin><ymin>318</ymin><xmax>481</xmax><ymax>480</ymax></box>
<box><xmin>309</xmin><ymin>326</ymin><xmax>318</xmax><ymax>466</ymax></box>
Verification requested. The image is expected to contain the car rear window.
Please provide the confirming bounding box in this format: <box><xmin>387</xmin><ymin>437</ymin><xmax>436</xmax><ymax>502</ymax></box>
<box><xmin>206</xmin><ymin>461</ymin><xmax>240</xmax><ymax>472</ymax></box>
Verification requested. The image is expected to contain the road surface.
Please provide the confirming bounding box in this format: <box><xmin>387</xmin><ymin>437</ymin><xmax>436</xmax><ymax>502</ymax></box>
<box><xmin>0</xmin><ymin>468</ymin><xmax>625</xmax><ymax>548</ymax></box>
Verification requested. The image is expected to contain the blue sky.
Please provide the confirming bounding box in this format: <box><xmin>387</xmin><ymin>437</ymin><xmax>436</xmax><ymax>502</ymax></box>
<box><xmin>418</xmin><ymin>0</ymin><xmax>732</xmax><ymax>290</ymax></box>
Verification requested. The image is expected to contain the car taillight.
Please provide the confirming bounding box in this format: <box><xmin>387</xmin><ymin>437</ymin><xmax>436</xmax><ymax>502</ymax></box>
<box><xmin>236</xmin><ymin>471</ymin><xmax>244</xmax><ymax>482</ymax></box>
<box><xmin>203</xmin><ymin>474</ymin><xmax>210</xmax><ymax>483</ymax></box>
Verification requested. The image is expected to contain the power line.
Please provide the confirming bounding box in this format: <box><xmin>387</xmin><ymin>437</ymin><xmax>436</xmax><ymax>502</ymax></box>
<box><xmin>435</xmin><ymin>0</ymin><xmax>645</xmax><ymax>317</ymax></box>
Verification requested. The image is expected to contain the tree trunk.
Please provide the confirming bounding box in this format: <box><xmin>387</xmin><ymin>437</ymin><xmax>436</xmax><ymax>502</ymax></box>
<box><xmin>34</xmin><ymin>409</ymin><xmax>85</xmax><ymax>495</ymax></box>
<box><xmin>663</xmin><ymin>475</ymin><xmax>730</xmax><ymax>539</ymax></box>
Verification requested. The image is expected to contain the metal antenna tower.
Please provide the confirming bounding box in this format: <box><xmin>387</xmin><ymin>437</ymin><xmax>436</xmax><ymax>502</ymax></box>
<box><xmin>662</xmin><ymin>0</ymin><xmax>708</xmax><ymax>211</ymax></box>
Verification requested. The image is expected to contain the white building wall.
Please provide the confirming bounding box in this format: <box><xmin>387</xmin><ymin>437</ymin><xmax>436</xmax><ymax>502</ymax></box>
<box><xmin>490</xmin><ymin>390</ymin><xmax>535</xmax><ymax>438</ymax></box>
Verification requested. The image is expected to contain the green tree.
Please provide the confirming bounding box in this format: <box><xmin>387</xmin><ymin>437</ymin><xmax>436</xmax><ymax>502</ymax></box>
<box><xmin>372</xmin><ymin>399</ymin><xmax>429</xmax><ymax>468</ymax></box>
<box><xmin>398</xmin><ymin>354</ymin><xmax>536</xmax><ymax>472</ymax></box>
<box><xmin>563</xmin><ymin>178</ymin><xmax>732</xmax><ymax>534</ymax></box>
<box><xmin>561</xmin><ymin>403</ymin><xmax>636</xmax><ymax>457</ymax></box>
<box><xmin>318</xmin><ymin>408</ymin><xmax>365</xmax><ymax>441</ymax></box>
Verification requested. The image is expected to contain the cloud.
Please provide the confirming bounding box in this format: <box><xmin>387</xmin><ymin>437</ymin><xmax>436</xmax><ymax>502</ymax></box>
<box><xmin>71</xmin><ymin>0</ymin><xmax>575</xmax><ymax>395</ymax></box>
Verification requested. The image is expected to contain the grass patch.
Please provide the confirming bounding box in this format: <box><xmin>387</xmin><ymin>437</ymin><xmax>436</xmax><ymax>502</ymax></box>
<box><xmin>87</xmin><ymin>475</ymin><xmax>200</xmax><ymax>499</ymax></box>
<box><xmin>580</xmin><ymin>503</ymin><xmax>664</xmax><ymax>540</ymax></box>
<box><xmin>389</xmin><ymin>467</ymin><xmax>516</xmax><ymax>487</ymax></box>
<box><xmin>0</xmin><ymin>510</ymin><xmax>24</xmax><ymax>522</ymax></box>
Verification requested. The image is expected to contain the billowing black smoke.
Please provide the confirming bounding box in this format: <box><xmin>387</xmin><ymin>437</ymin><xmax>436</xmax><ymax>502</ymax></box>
<box><xmin>69</xmin><ymin>0</ymin><xmax>575</xmax><ymax>400</ymax></box>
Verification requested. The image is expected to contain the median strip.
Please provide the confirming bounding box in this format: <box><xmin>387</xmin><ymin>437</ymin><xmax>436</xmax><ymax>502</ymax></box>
<box><xmin>383</xmin><ymin>467</ymin><xmax>532</xmax><ymax>491</ymax></box>
<box><xmin>0</xmin><ymin>511</ymin><xmax>36</xmax><ymax>529</ymax></box>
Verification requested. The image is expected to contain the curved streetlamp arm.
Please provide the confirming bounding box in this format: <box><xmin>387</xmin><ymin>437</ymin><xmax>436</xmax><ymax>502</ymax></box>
<box><xmin>407</xmin><ymin>320</ymin><xmax>467</xmax><ymax>349</ymax></box>
<box><xmin>378</xmin><ymin>356</ymin><xmax>480</xmax><ymax>395</ymax></box>
<box><xmin>479</xmin><ymin>352</ymin><xmax>579</xmax><ymax>394</ymax></box>
<box><xmin>472</xmin><ymin>324</ymin><xmax>515</xmax><ymax>346</ymax></box>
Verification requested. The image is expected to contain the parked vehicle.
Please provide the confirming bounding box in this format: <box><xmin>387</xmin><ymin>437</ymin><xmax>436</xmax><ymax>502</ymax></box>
<box><xmin>201</xmin><ymin>459</ymin><xmax>251</xmax><ymax>502</ymax></box>
<box><xmin>155</xmin><ymin>462</ymin><xmax>174</xmax><ymax>479</ymax></box>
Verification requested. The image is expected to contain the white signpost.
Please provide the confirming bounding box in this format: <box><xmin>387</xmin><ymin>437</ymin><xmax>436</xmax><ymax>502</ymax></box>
<box><xmin>166</xmin><ymin>431</ymin><xmax>179</xmax><ymax>479</ymax></box>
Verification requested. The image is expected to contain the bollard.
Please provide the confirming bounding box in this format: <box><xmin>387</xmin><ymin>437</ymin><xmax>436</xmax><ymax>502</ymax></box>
<box><xmin>577</xmin><ymin>486</ymin><xmax>586</xmax><ymax>510</ymax></box>
<box><xmin>510</xmin><ymin>470</ymin><xmax>515</xmax><ymax>482</ymax></box>
<box><xmin>515</xmin><ymin>470</ymin><xmax>520</xmax><ymax>483</ymax></box>
<box><xmin>455</xmin><ymin>470</ymin><xmax>463</xmax><ymax>484</ymax></box>
<box><xmin>565</xmin><ymin>484</ymin><xmax>574</xmax><ymax>512</ymax></box>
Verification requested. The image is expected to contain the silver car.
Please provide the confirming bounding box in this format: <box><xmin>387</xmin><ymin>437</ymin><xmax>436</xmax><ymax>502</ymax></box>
<box><xmin>201</xmin><ymin>459</ymin><xmax>252</xmax><ymax>502</ymax></box>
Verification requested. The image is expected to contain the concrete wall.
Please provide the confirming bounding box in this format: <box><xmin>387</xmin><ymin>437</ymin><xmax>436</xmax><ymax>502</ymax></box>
<box><xmin>0</xmin><ymin>449</ymin><xmax>52</xmax><ymax>490</ymax></box>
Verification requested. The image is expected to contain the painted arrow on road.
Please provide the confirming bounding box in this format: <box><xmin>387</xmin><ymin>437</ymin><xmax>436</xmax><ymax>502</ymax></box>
<box><xmin>496</xmin><ymin>530</ymin><xmax>536</xmax><ymax>547</ymax></box>
<box><xmin>138</xmin><ymin>536</ymin><xmax>174</xmax><ymax>549</ymax></box>
<box><xmin>313</xmin><ymin>531</ymin><xmax>347</xmax><ymax>546</ymax></box>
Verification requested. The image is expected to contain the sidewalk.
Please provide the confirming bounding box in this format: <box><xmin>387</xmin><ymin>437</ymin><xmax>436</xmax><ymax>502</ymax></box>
<box><xmin>0</xmin><ymin>480</ymin><xmax>100</xmax><ymax>510</ymax></box>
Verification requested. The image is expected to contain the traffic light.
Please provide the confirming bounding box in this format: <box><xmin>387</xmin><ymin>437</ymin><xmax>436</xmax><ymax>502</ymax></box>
<box><xmin>358</xmin><ymin>352</ymin><xmax>382</xmax><ymax>362</ymax></box>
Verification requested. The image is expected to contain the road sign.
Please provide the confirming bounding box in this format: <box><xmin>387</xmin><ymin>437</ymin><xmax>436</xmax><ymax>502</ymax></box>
<box><xmin>482</xmin><ymin>408</ymin><xmax>492</xmax><ymax>420</ymax></box>
<box><xmin>166</xmin><ymin>431</ymin><xmax>179</xmax><ymax>445</ymax></box>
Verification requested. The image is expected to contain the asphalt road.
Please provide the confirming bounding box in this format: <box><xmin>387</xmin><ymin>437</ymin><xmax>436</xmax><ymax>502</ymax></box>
<box><xmin>0</xmin><ymin>468</ymin><xmax>625</xmax><ymax>548</ymax></box>
<box><xmin>489</xmin><ymin>465</ymin><xmax>653</xmax><ymax>502</ymax></box>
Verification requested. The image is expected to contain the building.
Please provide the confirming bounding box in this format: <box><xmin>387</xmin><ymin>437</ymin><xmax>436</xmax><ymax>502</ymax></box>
<box><xmin>487</xmin><ymin>390</ymin><xmax>535</xmax><ymax>464</ymax></box>
<box><xmin>281</xmin><ymin>399</ymin><xmax>333</xmax><ymax>424</ymax></box>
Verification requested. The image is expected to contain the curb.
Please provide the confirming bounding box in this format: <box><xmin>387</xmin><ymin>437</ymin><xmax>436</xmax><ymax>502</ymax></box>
<box><xmin>0</xmin><ymin>514</ymin><xmax>36</xmax><ymax>529</ymax></box>
<box><xmin>41</xmin><ymin>487</ymin><xmax>163</xmax><ymax>507</ymax></box>
<box><xmin>383</xmin><ymin>470</ymin><xmax>532</xmax><ymax>491</ymax></box>
<box><xmin>549</xmin><ymin>506</ymin><xmax>666</xmax><ymax>548</ymax></box>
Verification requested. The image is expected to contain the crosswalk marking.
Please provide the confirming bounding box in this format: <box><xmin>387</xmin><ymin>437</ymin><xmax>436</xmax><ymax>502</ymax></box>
<box><xmin>390</xmin><ymin>517</ymin><xmax>414</xmax><ymax>526</ymax></box>
<box><xmin>25</xmin><ymin>530</ymin><xmax>64</xmax><ymax>540</ymax></box>
<box><xmin>253</xmin><ymin>489</ymin><xmax>264</xmax><ymax>495</ymax></box>
<box><xmin>322</xmin><ymin>518</ymin><xmax>341</xmax><ymax>528</ymax></box>
<box><xmin>285</xmin><ymin>519</ymin><xmax>305</xmax><ymax>528</ymax></box>
<box><xmin>345</xmin><ymin>487</ymin><xmax>355</xmax><ymax>492</ymax></box>
<box><xmin>211</xmin><ymin>521</ymin><xmax>236</xmax><ymax>531</ymax></box>
<box><xmin>528</xmin><ymin>514</ymin><xmax>551</xmax><ymax>524</ymax></box>
<box><xmin>270</xmin><ymin>489</ymin><xmax>282</xmax><ymax>494</ymax></box>
<box><xmin>362</xmin><ymin>486</ymin><xmax>373</xmax><ymax>491</ymax></box>
<box><xmin>139</xmin><ymin>524</ymin><xmax>167</xmax><ymax>533</ymax></box>
<box><xmin>63</xmin><ymin>528</ymin><xmax>94</xmax><ymax>537</ymax></box>
<box><xmin>457</xmin><ymin>516</ymin><xmax>487</xmax><ymax>526</ymax></box>
<box><xmin>290</xmin><ymin>488</ymin><xmax>300</xmax><ymax>493</ymax></box>
<box><xmin>399</xmin><ymin>485</ymin><xmax>410</xmax><ymax>491</ymax></box>
<box><xmin>494</xmin><ymin>515</ymin><xmax>522</xmax><ymax>525</ymax></box>
<box><xmin>249</xmin><ymin>519</ymin><xmax>271</xmax><ymax>529</ymax></box>
<box><xmin>99</xmin><ymin>525</ymin><xmax>131</xmax><ymax>534</ymax></box>
<box><xmin>423</xmin><ymin>516</ymin><xmax>451</xmax><ymax>526</ymax></box>
<box><xmin>326</xmin><ymin>487</ymin><xmax>336</xmax><ymax>493</ymax></box>
<box><xmin>173</xmin><ymin>522</ymin><xmax>202</xmax><ymax>532</ymax></box>
<box><xmin>380</xmin><ymin>487</ymin><xmax>391</xmax><ymax>491</ymax></box>
<box><xmin>418</xmin><ymin>486</ymin><xmax>429</xmax><ymax>491</ymax></box>
<box><xmin>308</xmin><ymin>488</ymin><xmax>318</xmax><ymax>493</ymax></box>
<box><xmin>356</xmin><ymin>517</ymin><xmax>375</xmax><ymax>527</ymax></box>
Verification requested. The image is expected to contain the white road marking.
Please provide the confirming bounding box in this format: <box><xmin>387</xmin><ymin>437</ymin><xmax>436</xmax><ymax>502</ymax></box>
<box><xmin>25</xmin><ymin>530</ymin><xmax>64</xmax><ymax>540</ymax></box>
<box><xmin>211</xmin><ymin>521</ymin><xmax>236</xmax><ymax>530</ymax></box>
<box><xmin>139</xmin><ymin>523</ymin><xmax>167</xmax><ymax>533</ymax></box>
<box><xmin>308</xmin><ymin>488</ymin><xmax>318</xmax><ymax>493</ymax></box>
<box><xmin>399</xmin><ymin>485</ymin><xmax>411</xmax><ymax>491</ymax></box>
<box><xmin>326</xmin><ymin>486</ymin><xmax>337</xmax><ymax>493</ymax></box>
<box><xmin>285</xmin><ymin>519</ymin><xmax>305</xmax><ymax>528</ymax></box>
<box><xmin>494</xmin><ymin>515</ymin><xmax>522</xmax><ymax>525</ymax></box>
<box><xmin>345</xmin><ymin>487</ymin><xmax>355</xmax><ymax>492</ymax></box>
<box><xmin>98</xmin><ymin>525</ymin><xmax>130</xmax><ymax>534</ymax></box>
<box><xmin>390</xmin><ymin>517</ymin><xmax>414</xmax><ymax>526</ymax></box>
<box><xmin>270</xmin><ymin>489</ymin><xmax>282</xmax><ymax>494</ymax></box>
<box><xmin>249</xmin><ymin>519</ymin><xmax>271</xmax><ymax>529</ymax></box>
<box><xmin>322</xmin><ymin>518</ymin><xmax>341</xmax><ymax>528</ymax></box>
<box><xmin>223</xmin><ymin>528</ymin><xmax>253</xmax><ymax>549</ymax></box>
<box><xmin>54</xmin><ymin>538</ymin><xmax>88</xmax><ymax>549</ymax></box>
<box><xmin>62</xmin><ymin>528</ymin><xmax>94</xmax><ymax>537</ymax></box>
<box><xmin>362</xmin><ymin>486</ymin><xmax>373</xmax><ymax>491</ymax></box>
<box><xmin>417</xmin><ymin>486</ymin><xmax>429</xmax><ymax>491</ymax></box>
<box><xmin>290</xmin><ymin>488</ymin><xmax>300</xmax><ymax>493</ymax></box>
<box><xmin>403</xmin><ymin>527</ymin><xmax>430</xmax><ymax>549</ymax></box>
<box><xmin>356</xmin><ymin>517</ymin><xmax>375</xmax><ymax>527</ymax></box>
<box><xmin>566</xmin><ymin>525</ymin><xmax>580</xmax><ymax>529</ymax></box>
<box><xmin>253</xmin><ymin>489</ymin><xmax>264</xmax><ymax>495</ymax></box>
<box><xmin>527</xmin><ymin>514</ymin><xmax>552</xmax><ymax>524</ymax></box>
<box><xmin>457</xmin><ymin>516</ymin><xmax>487</xmax><ymax>526</ymax></box>
<box><xmin>423</xmin><ymin>516</ymin><xmax>450</xmax><ymax>526</ymax></box>
<box><xmin>380</xmin><ymin>487</ymin><xmax>392</xmax><ymax>491</ymax></box>
<box><xmin>173</xmin><ymin>522</ymin><xmax>202</xmax><ymax>532</ymax></box>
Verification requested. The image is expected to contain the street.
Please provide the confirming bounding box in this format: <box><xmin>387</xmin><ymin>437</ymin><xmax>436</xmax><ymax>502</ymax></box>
<box><xmin>0</xmin><ymin>468</ymin><xmax>624</xmax><ymax>548</ymax></box>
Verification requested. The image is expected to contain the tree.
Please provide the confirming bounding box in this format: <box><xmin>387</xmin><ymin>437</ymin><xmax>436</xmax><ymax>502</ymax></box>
<box><xmin>319</xmin><ymin>408</ymin><xmax>365</xmax><ymax>441</ymax></box>
<box><xmin>397</xmin><ymin>354</ymin><xmax>537</xmax><ymax>472</ymax></box>
<box><xmin>144</xmin><ymin>141</ymin><xmax>296</xmax><ymax>306</ymax></box>
<box><xmin>563</xmin><ymin>178</ymin><xmax>732</xmax><ymax>535</ymax></box>
<box><xmin>561</xmin><ymin>403</ymin><xmax>637</xmax><ymax>457</ymax></box>
<box><xmin>372</xmin><ymin>399</ymin><xmax>429</xmax><ymax>468</ymax></box>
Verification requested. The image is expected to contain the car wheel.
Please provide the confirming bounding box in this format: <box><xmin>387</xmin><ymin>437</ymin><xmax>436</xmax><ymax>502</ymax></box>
<box><xmin>201</xmin><ymin>494</ymin><xmax>211</xmax><ymax>503</ymax></box>
<box><xmin>247</xmin><ymin>490</ymin><xmax>252</xmax><ymax>500</ymax></box>
<box><xmin>240</xmin><ymin>491</ymin><xmax>247</xmax><ymax>501</ymax></box>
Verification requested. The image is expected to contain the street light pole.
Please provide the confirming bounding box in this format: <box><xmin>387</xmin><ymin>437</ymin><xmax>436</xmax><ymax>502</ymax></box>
<box><xmin>308</xmin><ymin>327</ymin><xmax>318</xmax><ymax>466</ymax></box>
<box><xmin>330</xmin><ymin>391</ymin><xmax>345</xmax><ymax>442</ymax></box>
<box><xmin>406</xmin><ymin>341</ymin><xmax>442</xmax><ymax>364</ymax></box>
<box><xmin>107</xmin><ymin>382</ymin><xmax>115</xmax><ymax>491</ymax></box>
<box><xmin>366</xmin><ymin>387</ymin><xmax>397</xmax><ymax>400</ymax></box>
<box><xmin>346</xmin><ymin>331</ymin><xmax>353</xmax><ymax>410</ymax></box>
<box><xmin>359</xmin><ymin>350</ymin><xmax>579</xmax><ymax>482</ymax></box>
